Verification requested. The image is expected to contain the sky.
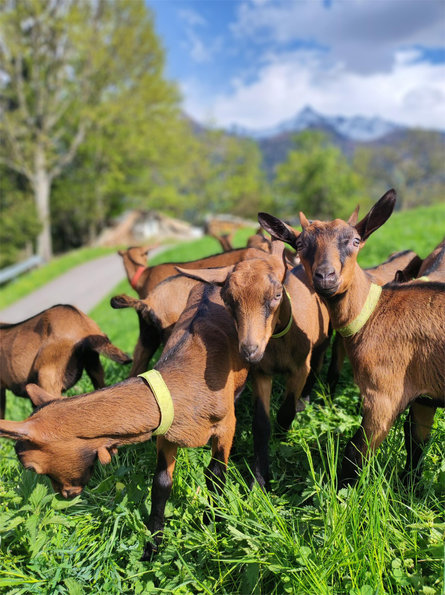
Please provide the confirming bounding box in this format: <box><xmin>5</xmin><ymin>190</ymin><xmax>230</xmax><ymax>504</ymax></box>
<box><xmin>149</xmin><ymin>0</ymin><xmax>445</xmax><ymax>132</ymax></box>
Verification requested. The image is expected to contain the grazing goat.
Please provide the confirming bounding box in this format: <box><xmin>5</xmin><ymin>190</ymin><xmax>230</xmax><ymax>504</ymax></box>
<box><xmin>327</xmin><ymin>248</ymin><xmax>422</xmax><ymax>394</ymax></box>
<box><xmin>0</xmin><ymin>305</ymin><xmax>131</xmax><ymax>418</ymax></box>
<box><xmin>259</xmin><ymin>189</ymin><xmax>445</xmax><ymax>487</ymax></box>
<box><xmin>395</xmin><ymin>237</ymin><xmax>445</xmax><ymax>283</ymax></box>
<box><xmin>119</xmin><ymin>245</ymin><xmax>266</xmax><ymax>375</ymax></box>
<box><xmin>176</xmin><ymin>241</ymin><xmax>330</xmax><ymax>489</ymax></box>
<box><xmin>0</xmin><ymin>283</ymin><xmax>249</xmax><ymax>560</ymax></box>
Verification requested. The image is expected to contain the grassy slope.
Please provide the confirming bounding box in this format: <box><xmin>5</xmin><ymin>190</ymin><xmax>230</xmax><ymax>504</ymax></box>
<box><xmin>0</xmin><ymin>206</ymin><xmax>444</xmax><ymax>594</ymax></box>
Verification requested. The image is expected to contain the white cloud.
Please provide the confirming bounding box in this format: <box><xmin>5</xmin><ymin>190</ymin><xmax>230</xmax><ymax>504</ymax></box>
<box><xmin>232</xmin><ymin>0</ymin><xmax>445</xmax><ymax>73</ymax></box>
<box><xmin>182</xmin><ymin>47</ymin><xmax>445</xmax><ymax>130</ymax></box>
<box><xmin>178</xmin><ymin>6</ymin><xmax>222</xmax><ymax>64</ymax></box>
<box><xmin>178</xmin><ymin>8</ymin><xmax>206</xmax><ymax>28</ymax></box>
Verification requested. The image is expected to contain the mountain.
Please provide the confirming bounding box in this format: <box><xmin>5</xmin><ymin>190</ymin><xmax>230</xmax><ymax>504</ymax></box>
<box><xmin>228</xmin><ymin>106</ymin><xmax>401</xmax><ymax>143</ymax></box>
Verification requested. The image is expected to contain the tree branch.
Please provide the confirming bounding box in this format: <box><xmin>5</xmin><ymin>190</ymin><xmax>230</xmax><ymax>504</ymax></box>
<box><xmin>49</xmin><ymin>122</ymin><xmax>86</xmax><ymax>180</ymax></box>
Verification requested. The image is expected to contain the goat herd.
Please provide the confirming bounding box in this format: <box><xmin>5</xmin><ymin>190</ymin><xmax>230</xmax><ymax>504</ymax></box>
<box><xmin>0</xmin><ymin>189</ymin><xmax>444</xmax><ymax>560</ymax></box>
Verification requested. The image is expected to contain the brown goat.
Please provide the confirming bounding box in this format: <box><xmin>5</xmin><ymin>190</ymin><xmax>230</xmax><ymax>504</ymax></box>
<box><xmin>176</xmin><ymin>241</ymin><xmax>330</xmax><ymax>489</ymax></box>
<box><xmin>259</xmin><ymin>190</ymin><xmax>445</xmax><ymax>487</ymax></box>
<box><xmin>0</xmin><ymin>283</ymin><xmax>249</xmax><ymax>559</ymax></box>
<box><xmin>111</xmin><ymin>273</ymin><xmax>201</xmax><ymax>345</ymax></box>
<box><xmin>327</xmin><ymin>248</ymin><xmax>422</xmax><ymax>394</ymax></box>
<box><xmin>0</xmin><ymin>304</ymin><xmax>131</xmax><ymax>418</ymax></box>
<box><xmin>119</xmin><ymin>245</ymin><xmax>266</xmax><ymax>375</ymax></box>
<box><xmin>395</xmin><ymin>237</ymin><xmax>445</xmax><ymax>283</ymax></box>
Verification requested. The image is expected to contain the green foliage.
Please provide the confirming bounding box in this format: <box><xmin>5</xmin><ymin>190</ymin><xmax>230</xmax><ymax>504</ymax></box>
<box><xmin>160</xmin><ymin>129</ymin><xmax>273</xmax><ymax>222</ymax></box>
<box><xmin>273</xmin><ymin>131</ymin><xmax>368</xmax><ymax>219</ymax></box>
<box><xmin>0</xmin><ymin>0</ymin><xmax>185</xmax><ymax>258</ymax></box>
<box><xmin>353</xmin><ymin>130</ymin><xmax>445</xmax><ymax>210</ymax></box>
<box><xmin>0</xmin><ymin>204</ymin><xmax>444</xmax><ymax>593</ymax></box>
<box><xmin>0</xmin><ymin>169</ymin><xmax>40</xmax><ymax>268</ymax></box>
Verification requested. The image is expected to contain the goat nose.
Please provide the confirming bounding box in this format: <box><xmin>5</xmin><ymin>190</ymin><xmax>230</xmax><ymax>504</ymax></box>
<box><xmin>62</xmin><ymin>486</ymin><xmax>82</xmax><ymax>499</ymax></box>
<box><xmin>241</xmin><ymin>343</ymin><xmax>260</xmax><ymax>361</ymax></box>
<box><xmin>314</xmin><ymin>267</ymin><xmax>336</xmax><ymax>281</ymax></box>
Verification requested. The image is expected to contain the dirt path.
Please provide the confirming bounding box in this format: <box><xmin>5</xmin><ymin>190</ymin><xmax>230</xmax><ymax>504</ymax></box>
<box><xmin>0</xmin><ymin>253</ymin><xmax>129</xmax><ymax>323</ymax></box>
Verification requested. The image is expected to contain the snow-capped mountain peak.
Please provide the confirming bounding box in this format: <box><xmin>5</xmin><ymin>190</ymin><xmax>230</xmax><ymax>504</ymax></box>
<box><xmin>229</xmin><ymin>106</ymin><xmax>401</xmax><ymax>142</ymax></box>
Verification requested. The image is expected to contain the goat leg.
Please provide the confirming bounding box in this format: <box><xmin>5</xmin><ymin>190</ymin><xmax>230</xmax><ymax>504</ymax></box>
<box><xmin>141</xmin><ymin>438</ymin><xmax>177</xmax><ymax>561</ymax></box>
<box><xmin>129</xmin><ymin>315</ymin><xmax>161</xmax><ymax>377</ymax></box>
<box><xmin>339</xmin><ymin>394</ymin><xmax>398</xmax><ymax>488</ymax></box>
<box><xmin>327</xmin><ymin>333</ymin><xmax>346</xmax><ymax>395</ymax></box>
<box><xmin>0</xmin><ymin>387</ymin><xmax>5</xmax><ymax>419</ymax></box>
<box><xmin>203</xmin><ymin>413</ymin><xmax>235</xmax><ymax>524</ymax></box>
<box><xmin>84</xmin><ymin>351</ymin><xmax>105</xmax><ymax>389</ymax></box>
<box><xmin>251</xmin><ymin>374</ymin><xmax>272</xmax><ymax>490</ymax></box>
<box><xmin>401</xmin><ymin>401</ymin><xmax>436</xmax><ymax>487</ymax></box>
<box><xmin>276</xmin><ymin>361</ymin><xmax>311</xmax><ymax>436</ymax></box>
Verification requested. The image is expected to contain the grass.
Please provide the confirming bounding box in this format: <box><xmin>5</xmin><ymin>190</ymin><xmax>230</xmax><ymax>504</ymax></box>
<box><xmin>1</xmin><ymin>205</ymin><xmax>444</xmax><ymax>594</ymax></box>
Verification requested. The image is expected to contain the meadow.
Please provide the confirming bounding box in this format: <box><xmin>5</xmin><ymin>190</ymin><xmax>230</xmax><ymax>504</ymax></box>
<box><xmin>0</xmin><ymin>204</ymin><xmax>444</xmax><ymax>594</ymax></box>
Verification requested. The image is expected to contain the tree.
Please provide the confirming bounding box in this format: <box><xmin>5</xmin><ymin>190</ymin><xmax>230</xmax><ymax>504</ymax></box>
<box><xmin>353</xmin><ymin>129</ymin><xmax>445</xmax><ymax>210</ymax></box>
<box><xmin>174</xmin><ymin>129</ymin><xmax>272</xmax><ymax>222</ymax></box>
<box><xmin>0</xmin><ymin>166</ymin><xmax>40</xmax><ymax>268</ymax></box>
<box><xmin>273</xmin><ymin>131</ymin><xmax>366</xmax><ymax>220</ymax></box>
<box><xmin>0</xmin><ymin>0</ymin><xmax>180</xmax><ymax>261</ymax></box>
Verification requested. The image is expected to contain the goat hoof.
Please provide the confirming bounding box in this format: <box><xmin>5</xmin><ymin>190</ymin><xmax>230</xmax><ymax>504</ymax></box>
<box><xmin>140</xmin><ymin>542</ymin><xmax>158</xmax><ymax>562</ymax></box>
<box><xmin>295</xmin><ymin>396</ymin><xmax>310</xmax><ymax>413</ymax></box>
<box><xmin>249</xmin><ymin>475</ymin><xmax>270</xmax><ymax>492</ymax></box>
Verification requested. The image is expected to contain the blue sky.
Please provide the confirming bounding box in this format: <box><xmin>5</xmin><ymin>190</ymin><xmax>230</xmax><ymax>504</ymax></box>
<box><xmin>149</xmin><ymin>0</ymin><xmax>445</xmax><ymax>131</ymax></box>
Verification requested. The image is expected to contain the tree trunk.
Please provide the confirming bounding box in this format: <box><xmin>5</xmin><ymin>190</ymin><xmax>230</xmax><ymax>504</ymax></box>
<box><xmin>34</xmin><ymin>147</ymin><xmax>53</xmax><ymax>263</ymax></box>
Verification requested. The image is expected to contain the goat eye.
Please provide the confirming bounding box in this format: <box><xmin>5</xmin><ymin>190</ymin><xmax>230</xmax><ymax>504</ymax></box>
<box><xmin>352</xmin><ymin>238</ymin><xmax>360</xmax><ymax>247</ymax></box>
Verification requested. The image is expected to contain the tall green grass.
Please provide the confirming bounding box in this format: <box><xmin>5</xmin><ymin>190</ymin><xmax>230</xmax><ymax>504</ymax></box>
<box><xmin>1</xmin><ymin>205</ymin><xmax>444</xmax><ymax>594</ymax></box>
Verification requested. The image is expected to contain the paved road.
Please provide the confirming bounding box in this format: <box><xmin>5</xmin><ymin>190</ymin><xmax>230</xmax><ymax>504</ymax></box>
<box><xmin>0</xmin><ymin>253</ymin><xmax>128</xmax><ymax>323</ymax></box>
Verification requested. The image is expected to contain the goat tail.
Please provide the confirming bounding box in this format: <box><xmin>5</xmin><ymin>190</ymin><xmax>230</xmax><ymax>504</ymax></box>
<box><xmin>110</xmin><ymin>294</ymin><xmax>144</xmax><ymax>312</ymax></box>
<box><xmin>85</xmin><ymin>335</ymin><xmax>132</xmax><ymax>364</ymax></box>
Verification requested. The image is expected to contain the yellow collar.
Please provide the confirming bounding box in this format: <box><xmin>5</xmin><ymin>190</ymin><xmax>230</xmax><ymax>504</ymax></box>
<box><xmin>272</xmin><ymin>289</ymin><xmax>293</xmax><ymax>339</ymax></box>
<box><xmin>138</xmin><ymin>370</ymin><xmax>174</xmax><ymax>435</ymax></box>
<box><xmin>417</xmin><ymin>275</ymin><xmax>430</xmax><ymax>281</ymax></box>
<box><xmin>337</xmin><ymin>283</ymin><xmax>382</xmax><ymax>338</ymax></box>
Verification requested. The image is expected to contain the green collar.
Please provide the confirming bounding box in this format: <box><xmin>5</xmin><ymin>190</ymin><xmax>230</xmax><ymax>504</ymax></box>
<box><xmin>337</xmin><ymin>283</ymin><xmax>382</xmax><ymax>338</ymax></box>
<box><xmin>138</xmin><ymin>369</ymin><xmax>174</xmax><ymax>435</ymax></box>
<box><xmin>272</xmin><ymin>288</ymin><xmax>293</xmax><ymax>339</ymax></box>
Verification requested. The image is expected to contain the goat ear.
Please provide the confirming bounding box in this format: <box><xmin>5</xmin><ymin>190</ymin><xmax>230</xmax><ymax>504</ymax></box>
<box><xmin>142</xmin><ymin>243</ymin><xmax>156</xmax><ymax>256</ymax></box>
<box><xmin>347</xmin><ymin>205</ymin><xmax>360</xmax><ymax>226</ymax></box>
<box><xmin>355</xmin><ymin>189</ymin><xmax>396</xmax><ymax>241</ymax></box>
<box><xmin>117</xmin><ymin>250</ymin><xmax>124</xmax><ymax>257</ymax></box>
<box><xmin>0</xmin><ymin>419</ymin><xmax>31</xmax><ymax>440</ymax></box>
<box><xmin>176</xmin><ymin>265</ymin><xmax>234</xmax><ymax>285</ymax></box>
<box><xmin>394</xmin><ymin>270</ymin><xmax>407</xmax><ymax>283</ymax></box>
<box><xmin>299</xmin><ymin>212</ymin><xmax>310</xmax><ymax>230</ymax></box>
<box><xmin>26</xmin><ymin>383</ymin><xmax>59</xmax><ymax>406</ymax></box>
<box><xmin>258</xmin><ymin>213</ymin><xmax>300</xmax><ymax>250</ymax></box>
<box><xmin>97</xmin><ymin>446</ymin><xmax>112</xmax><ymax>465</ymax></box>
